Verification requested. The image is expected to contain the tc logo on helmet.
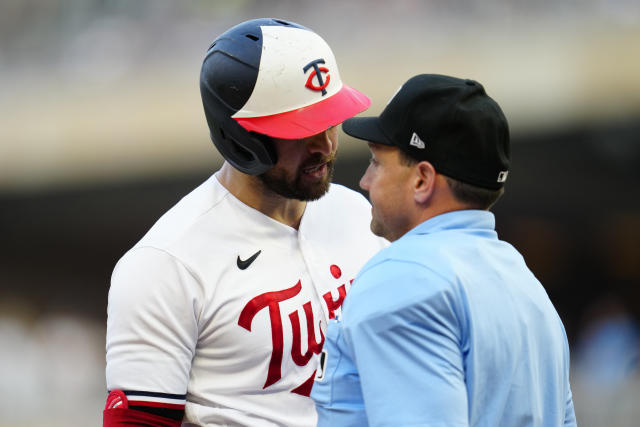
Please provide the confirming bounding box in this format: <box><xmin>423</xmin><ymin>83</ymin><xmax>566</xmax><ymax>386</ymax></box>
<box><xmin>303</xmin><ymin>59</ymin><xmax>331</xmax><ymax>96</ymax></box>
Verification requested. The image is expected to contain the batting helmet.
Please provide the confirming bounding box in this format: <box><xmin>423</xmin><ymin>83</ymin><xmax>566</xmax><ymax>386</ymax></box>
<box><xmin>199</xmin><ymin>18</ymin><xmax>371</xmax><ymax>175</ymax></box>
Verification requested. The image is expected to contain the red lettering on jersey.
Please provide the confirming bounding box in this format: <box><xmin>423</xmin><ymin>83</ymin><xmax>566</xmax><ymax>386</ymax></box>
<box><xmin>238</xmin><ymin>281</ymin><xmax>302</xmax><ymax>389</ymax></box>
<box><xmin>290</xmin><ymin>370</ymin><xmax>317</xmax><ymax>396</ymax></box>
<box><xmin>290</xmin><ymin>302</ymin><xmax>325</xmax><ymax>366</ymax></box>
<box><xmin>238</xmin><ymin>271</ymin><xmax>355</xmax><ymax>392</ymax></box>
<box><xmin>322</xmin><ymin>284</ymin><xmax>347</xmax><ymax>319</ymax></box>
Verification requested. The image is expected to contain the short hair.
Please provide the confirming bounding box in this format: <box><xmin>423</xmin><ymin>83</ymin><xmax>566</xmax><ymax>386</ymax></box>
<box><xmin>397</xmin><ymin>149</ymin><xmax>504</xmax><ymax>210</ymax></box>
<box><xmin>443</xmin><ymin>176</ymin><xmax>504</xmax><ymax>210</ymax></box>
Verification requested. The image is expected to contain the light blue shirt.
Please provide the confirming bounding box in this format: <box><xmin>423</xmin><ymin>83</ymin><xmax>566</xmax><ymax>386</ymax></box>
<box><xmin>311</xmin><ymin>210</ymin><xmax>576</xmax><ymax>427</ymax></box>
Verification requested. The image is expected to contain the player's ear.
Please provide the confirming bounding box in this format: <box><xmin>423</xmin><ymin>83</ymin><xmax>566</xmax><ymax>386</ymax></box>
<box><xmin>413</xmin><ymin>161</ymin><xmax>436</xmax><ymax>204</ymax></box>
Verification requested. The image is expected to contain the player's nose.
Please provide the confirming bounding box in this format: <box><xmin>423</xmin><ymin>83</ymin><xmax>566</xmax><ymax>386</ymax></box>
<box><xmin>305</xmin><ymin>129</ymin><xmax>333</xmax><ymax>157</ymax></box>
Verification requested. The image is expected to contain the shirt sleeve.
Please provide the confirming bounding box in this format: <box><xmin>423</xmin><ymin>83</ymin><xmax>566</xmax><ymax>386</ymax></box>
<box><xmin>562</xmin><ymin>327</ymin><xmax>577</xmax><ymax>426</ymax></box>
<box><xmin>106</xmin><ymin>247</ymin><xmax>203</xmax><ymax>394</ymax></box>
<box><xmin>563</xmin><ymin>387</ymin><xmax>577</xmax><ymax>426</ymax></box>
<box><xmin>341</xmin><ymin>260</ymin><xmax>469</xmax><ymax>427</ymax></box>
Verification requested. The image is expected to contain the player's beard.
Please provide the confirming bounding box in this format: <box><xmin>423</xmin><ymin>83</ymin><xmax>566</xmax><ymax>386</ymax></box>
<box><xmin>258</xmin><ymin>153</ymin><xmax>335</xmax><ymax>201</ymax></box>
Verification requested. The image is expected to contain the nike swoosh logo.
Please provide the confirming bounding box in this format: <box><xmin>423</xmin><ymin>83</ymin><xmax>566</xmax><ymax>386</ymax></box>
<box><xmin>237</xmin><ymin>250</ymin><xmax>262</xmax><ymax>270</ymax></box>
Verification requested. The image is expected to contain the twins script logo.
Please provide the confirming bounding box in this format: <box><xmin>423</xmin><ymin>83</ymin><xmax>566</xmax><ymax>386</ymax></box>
<box><xmin>238</xmin><ymin>264</ymin><xmax>351</xmax><ymax>395</ymax></box>
<box><xmin>303</xmin><ymin>58</ymin><xmax>331</xmax><ymax>96</ymax></box>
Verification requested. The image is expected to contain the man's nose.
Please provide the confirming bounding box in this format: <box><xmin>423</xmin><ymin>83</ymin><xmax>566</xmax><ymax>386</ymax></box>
<box><xmin>306</xmin><ymin>129</ymin><xmax>333</xmax><ymax>157</ymax></box>
<box><xmin>359</xmin><ymin>167</ymin><xmax>371</xmax><ymax>191</ymax></box>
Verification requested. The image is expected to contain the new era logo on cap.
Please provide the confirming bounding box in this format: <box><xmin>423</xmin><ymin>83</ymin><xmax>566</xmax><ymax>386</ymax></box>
<box><xmin>409</xmin><ymin>132</ymin><xmax>426</xmax><ymax>149</ymax></box>
<box><xmin>497</xmin><ymin>171</ymin><xmax>509</xmax><ymax>183</ymax></box>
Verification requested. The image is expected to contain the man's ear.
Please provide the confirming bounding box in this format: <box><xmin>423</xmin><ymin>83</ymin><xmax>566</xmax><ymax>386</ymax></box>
<box><xmin>413</xmin><ymin>161</ymin><xmax>436</xmax><ymax>204</ymax></box>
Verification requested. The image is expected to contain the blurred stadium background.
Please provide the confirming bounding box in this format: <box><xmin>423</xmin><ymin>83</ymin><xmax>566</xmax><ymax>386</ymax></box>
<box><xmin>1</xmin><ymin>0</ymin><xmax>639</xmax><ymax>425</ymax></box>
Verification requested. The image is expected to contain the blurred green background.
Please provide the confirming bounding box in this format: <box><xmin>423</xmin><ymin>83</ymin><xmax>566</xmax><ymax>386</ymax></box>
<box><xmin>1</xmin><ymin>1</ymin><xmax>639</xmax><ymax>426</ymax></box>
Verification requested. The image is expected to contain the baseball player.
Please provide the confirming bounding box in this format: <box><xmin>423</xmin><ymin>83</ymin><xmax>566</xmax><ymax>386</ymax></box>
<box><xmin>104</xmin><ymin>18</ymin><xmax>387</xmax><ymax>426</ymax></box>
<box><xmin>311</xmin><ymin>74</ymin><xmax>577</xmax><ymax>426</ymax></box>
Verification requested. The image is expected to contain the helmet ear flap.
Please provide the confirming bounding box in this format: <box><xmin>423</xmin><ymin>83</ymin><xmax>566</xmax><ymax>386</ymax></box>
<box><xmin>209</xmin><ymin>114</ymin><xmax>277</xmax><ymax>175</ymax></box>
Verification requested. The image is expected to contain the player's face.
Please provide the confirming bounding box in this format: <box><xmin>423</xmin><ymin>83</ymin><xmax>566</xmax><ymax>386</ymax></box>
<box><xmin>359</xmin><ymin>144</ymin><xmax>414</xmax><ymax>242</ymax></box>
<box><xmin>259</xmin><ymin>127</ymin><xmax>338</xmax><ymax>201</ymax></box>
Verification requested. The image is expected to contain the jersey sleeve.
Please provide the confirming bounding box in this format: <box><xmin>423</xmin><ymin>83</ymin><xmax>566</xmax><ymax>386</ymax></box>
<box><xmin>106</xmin><ymin>246</ymin><xmax>203</xmax><ymax>395</ymax></box>
<box><xmin>341</xmin><ymin>260</ymin><xmax>469</xmax><ymax>427</ymax></box>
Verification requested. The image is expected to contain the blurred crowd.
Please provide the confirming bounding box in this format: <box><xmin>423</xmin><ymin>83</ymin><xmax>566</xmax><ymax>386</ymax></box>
<box><xmin>0</xmin><ymin>308</ymin><xmax>104</xmax><ymax>426</ymax></box>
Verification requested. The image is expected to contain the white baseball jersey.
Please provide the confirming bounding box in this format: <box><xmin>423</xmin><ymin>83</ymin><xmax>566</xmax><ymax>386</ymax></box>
<box><xmin>106</xmin><ymin>171</ymin><xmax>387</xmax><ymax>426</ymax></box>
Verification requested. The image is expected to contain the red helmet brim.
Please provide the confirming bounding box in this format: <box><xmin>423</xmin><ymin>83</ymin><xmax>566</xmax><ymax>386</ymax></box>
<box><xmin>234</xmin><ymin>84</ymin><xmax>371</xmax><ymax>140</ymax></box>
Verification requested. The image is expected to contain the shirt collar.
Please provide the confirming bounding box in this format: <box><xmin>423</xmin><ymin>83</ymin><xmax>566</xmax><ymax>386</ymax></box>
<box><xmin>406</xmin><ymin>209</ymin><xmax>496</xmax><ymax>237</ymax></box>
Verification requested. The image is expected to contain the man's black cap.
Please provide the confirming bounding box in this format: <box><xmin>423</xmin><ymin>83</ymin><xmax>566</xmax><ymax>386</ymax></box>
<box><xmin>343</xmin><ymin>74</ymin><xmax>510</xmax><ymax>190</ymax></box>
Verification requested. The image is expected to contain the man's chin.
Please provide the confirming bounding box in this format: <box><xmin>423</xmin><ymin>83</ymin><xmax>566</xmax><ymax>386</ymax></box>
<box><xmin>295</xmin><ymin>162</ymin><xmax>334</xmax><ymax>201</ymax></box>
<box><xmin>259</xmin><ymin>170</ymin><xmax>332</xmax><ymax>201</ymax></box>
<box><xmin>370</xmin><ymin>219</ymin><xmax>391</xmax><ymax>241</ymax></box>
<box><xmin>294</xmin><ymin>178</ymin><xmax>331</xmax><ymax>201</ymax></box>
